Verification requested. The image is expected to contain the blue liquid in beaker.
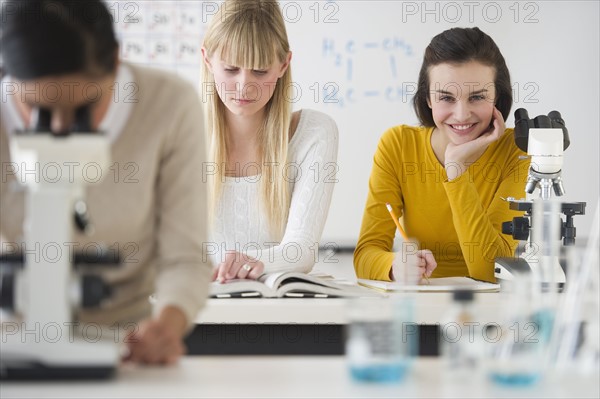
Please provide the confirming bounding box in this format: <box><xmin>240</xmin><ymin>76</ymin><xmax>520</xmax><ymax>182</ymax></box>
<box><xmin>489</xmin><ymin>371</ymin><xmax>541</xmax><ymax>387</ymax></box>
<box><xmin>350</xmin><ymin>361</ymin><xmax>410</xmax><ymax>383</ymax></box>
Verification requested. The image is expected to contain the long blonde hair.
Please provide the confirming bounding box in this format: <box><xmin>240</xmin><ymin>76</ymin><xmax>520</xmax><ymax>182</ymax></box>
<box><xmin>202</xmin><ymin>0</ymin><xmax>292</xmax><ymax>239</ymax></box>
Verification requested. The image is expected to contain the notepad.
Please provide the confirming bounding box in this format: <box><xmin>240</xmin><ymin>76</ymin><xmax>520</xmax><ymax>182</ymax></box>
<box><xmin>357</xmin><ymin>277</ymin><xmax>500</xmax><ymax>292</ymax></box>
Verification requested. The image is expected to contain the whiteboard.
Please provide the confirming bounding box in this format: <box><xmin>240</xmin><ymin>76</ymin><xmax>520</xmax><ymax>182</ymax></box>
<box><xmin>114</xmin><ymin>1</ymin><xmax>600</xmax><ymax>247</ymax></box>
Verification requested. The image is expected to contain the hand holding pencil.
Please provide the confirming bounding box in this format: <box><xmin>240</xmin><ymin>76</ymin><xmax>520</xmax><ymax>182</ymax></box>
<box><xmin>386</xmin><ymin>203</ymin><xmax>437</xmax><ymax>284</ymax></box>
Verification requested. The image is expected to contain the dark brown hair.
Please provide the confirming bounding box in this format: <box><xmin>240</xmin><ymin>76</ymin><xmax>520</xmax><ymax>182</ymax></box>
<box><xmin>1</xmin><ymin>0</ymin><xmax>118</xmax><ymax>80</ymax></box>
<box><xmin>413</xmin><ymin>27</ymin><xmax>512</xmax><ymax>127</ymax></box>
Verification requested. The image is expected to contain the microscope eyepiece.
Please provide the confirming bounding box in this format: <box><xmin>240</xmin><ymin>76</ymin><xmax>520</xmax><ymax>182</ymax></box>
<box><xmin>548</xmin><ymin>111</ymin><xmax>564</xmax><ymax>125</ymax></box>
<box><xmin>513</xmin><ymin>108</ymin><xmax>530</xmax><ymax>152</ymax></box>
<box><xmin>548</xmin><ymin>110</ymin><xmax>570</xmax><ymax>150</ymax></box>
<box><xmin>512</xmin><ymin>108</ymin><xmax>570</xmax><ymax>154</ymax></box>
<box><xmin>533</xmin><ymin>115</ymin><xmax>552</xmax><ymax>129</ymax></box>
<box><xmin>32</xmin><ymin>108</ymin><xmax>52</xmax><ymax>133</ymax></box>
<box><xmin>28</xmin><ymin>106</ymin><xmax>94</xmax><ymax>136</ymax></box>
<box><xmin>514</xmin><ymin>108</ymin><xmax>530</xmax><ymax>123</ymax></box>
<box><xmin>73</xmin><ymin>105</ymin><xmax>93</xmax><ymax>133</ymax></box>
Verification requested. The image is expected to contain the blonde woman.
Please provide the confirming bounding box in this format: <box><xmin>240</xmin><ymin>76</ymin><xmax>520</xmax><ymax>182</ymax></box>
<box><xmin>201</xmin><ymin>0</ymin><xmax>339</xmax><ymax>282</ymax></box>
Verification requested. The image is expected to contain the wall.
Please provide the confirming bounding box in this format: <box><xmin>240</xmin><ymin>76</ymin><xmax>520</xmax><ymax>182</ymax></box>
<box><xmin>114</xmin><ymin>1</ymin><xmax>600</xmax><ymax>247</ymax></box>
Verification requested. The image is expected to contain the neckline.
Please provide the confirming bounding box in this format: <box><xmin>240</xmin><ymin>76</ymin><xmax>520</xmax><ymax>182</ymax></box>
<box><xmin>223</xmin><ymin>109</ymin><xmax>308</xmax><ymax>182</ymax></box>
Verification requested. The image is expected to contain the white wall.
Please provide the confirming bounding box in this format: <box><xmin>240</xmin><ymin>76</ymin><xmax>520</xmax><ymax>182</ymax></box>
<box><xmin>115</xmin><ymin>1</ymin><xmax>600</xmax><ymax>247</ymax></box>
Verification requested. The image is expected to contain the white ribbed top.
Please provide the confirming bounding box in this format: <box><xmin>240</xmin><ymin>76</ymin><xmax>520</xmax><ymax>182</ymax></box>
<box><xmin>211</xmin><ymin>109</ymin><xmax>339</xmax><ymax>273</ymax></box>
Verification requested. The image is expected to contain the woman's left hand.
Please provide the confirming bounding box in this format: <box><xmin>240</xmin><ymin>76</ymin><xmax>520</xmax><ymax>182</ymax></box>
<box><xmin>212</xmin><ymin>251</ymin><xmax>265</xmax><ymax>282</ymax></box>
<box><xmin>444</xmin><ymin>106</ymin><xmax>505</xmax><ymax>181</ymax></box>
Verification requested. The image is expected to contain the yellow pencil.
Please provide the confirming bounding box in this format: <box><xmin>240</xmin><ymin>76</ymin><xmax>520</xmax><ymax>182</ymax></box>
<box><xmin>385</xmin><ymin>203</ymin><xmax>430</xmax><ymax>284</ymax></box>
<box><xmin>385</xmin><ymin>203</ymin><xmax>408</xmax><ymax>240</ymax></box>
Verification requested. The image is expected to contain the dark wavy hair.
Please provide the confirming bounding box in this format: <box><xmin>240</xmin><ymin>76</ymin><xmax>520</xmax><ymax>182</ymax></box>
<box><xmin>413</xmin><ymin>27</ymin><xmax>512</xmax><ymax>127</ymax></box>
<box><xmin>0</xmin><ymin>0</ymin><xmax>118</xmax><ymax>79</ymax></box>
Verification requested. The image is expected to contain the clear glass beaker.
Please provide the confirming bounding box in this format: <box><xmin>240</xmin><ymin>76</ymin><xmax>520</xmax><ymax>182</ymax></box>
<box><xmin>345</xmin><ymin>296</ymin><xmax>417</xmax><ymax>383</ymax></box>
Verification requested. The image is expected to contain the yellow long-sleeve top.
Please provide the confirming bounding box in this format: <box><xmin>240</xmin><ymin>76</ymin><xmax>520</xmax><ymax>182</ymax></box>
<box><xmin>354</xmin><ymin>125</ymin><xmax>530</xmax><ymax>282</ymax></box>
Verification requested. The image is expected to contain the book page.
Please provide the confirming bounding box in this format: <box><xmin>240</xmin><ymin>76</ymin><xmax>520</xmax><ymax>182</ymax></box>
<box><xmin>259</xmin><ymin>272</ymin><xmax>288</xmax><ymax>289</ymax></box>
<box><xmin>210</xmin><ymin>279</ymin><xmax>275</xmax><ymax>297</ymax></box>
<box><xmin>261</xmin><ymin>272</ymin><xmax>339</xmax><ymax>289</ymax></box>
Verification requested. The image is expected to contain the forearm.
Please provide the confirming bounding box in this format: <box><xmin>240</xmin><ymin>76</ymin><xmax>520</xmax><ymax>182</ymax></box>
<box><xmin>154</xmin><ymin>83</ymin><xmax>211</xmax><ymax>329</ymax></box>
<box><xmin>353</xmin><ymin>133</ymin><xmax>404</xmax><ymax>282</ymax></box>
<box><xmin>156</xmin><ymin>305</ymin><xmax>188</xmax><ymax>338</ymax></box>
<box><xmin>154</xmin><ymin>259</ymin><xmax>211</xmax><ymax>330</ymax></box>
<box><xmin>245</xmin><ymin>237</ymin><xmax>320</xmax><ymax>274</ymax></box>
<box><xmin>247</xmin><ymin>116</ymin><xmax>339</xmax><ymax>274</ymax></box>
<box><xmin>444</xmin><ymin>176</ymin><xmax>516</xmax><ymax>282</ymax></box>
<box><xmin>354</xmin><ymin>243</ymin><xmax>395</xmax><ymax>281</ymax></box>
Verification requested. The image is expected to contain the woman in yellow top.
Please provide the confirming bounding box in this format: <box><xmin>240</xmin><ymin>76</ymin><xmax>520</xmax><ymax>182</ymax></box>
<box><xmin>354</xmin><ymin>27</ymin><xmax>529</xmax><ymax>283</ymax></box>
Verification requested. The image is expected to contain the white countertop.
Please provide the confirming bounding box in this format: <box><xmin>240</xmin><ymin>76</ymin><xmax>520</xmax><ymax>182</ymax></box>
<box><xmin>196</xmin><ymin>293</ymin><xmax>506</xmax><ymax>324</ymax></box>
<box><xmin>2</xmin><ymin>356</ymin><xmax>597</xmax><ymax>399</ymax></box>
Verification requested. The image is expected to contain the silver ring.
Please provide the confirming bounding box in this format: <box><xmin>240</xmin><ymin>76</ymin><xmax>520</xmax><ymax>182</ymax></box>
<box><xmin>242</xmin><ymin>264</ymin><xmax>252</xmax><ymax>272</ymax></box>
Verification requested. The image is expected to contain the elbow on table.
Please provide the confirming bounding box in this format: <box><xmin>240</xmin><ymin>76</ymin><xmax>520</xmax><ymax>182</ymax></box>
<box><xmin>352</xmin><ymin>248</ymin><xmax>381</xmax><ymax>280</ymax></box>
<box><xmin>290</xmin><ymin>257</ymin><xmax>316</xmax><ymax>274</ymax></box>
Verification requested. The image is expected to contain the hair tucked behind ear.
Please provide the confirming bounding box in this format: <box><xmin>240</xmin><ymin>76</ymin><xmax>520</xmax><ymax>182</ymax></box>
<box><xmin>202</xmin><ymin>0</ymin><xmax>292</xmax><ymax>239</ymax></box>
<box><xmin>413</xmin><ymin>27</ymin><xmax>512</xmax><ymax>127</ymax></box>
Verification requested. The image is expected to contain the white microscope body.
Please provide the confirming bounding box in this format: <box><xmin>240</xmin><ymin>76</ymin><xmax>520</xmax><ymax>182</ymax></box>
<box><xmin>494</xmin><ymin>109</ymin><xmax>585</xmax><ymax>285</ymax></box>
<box><xmin>1</xmin><ymin>126</ymin><xmax>119</xmax><ymax>379</ymax></box>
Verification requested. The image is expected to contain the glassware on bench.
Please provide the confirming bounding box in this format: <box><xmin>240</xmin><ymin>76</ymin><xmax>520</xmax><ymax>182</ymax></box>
<box><xmin>345</xmin><ymin>296</ymin><xmax>417</xmax><ymax>383</ymax></box>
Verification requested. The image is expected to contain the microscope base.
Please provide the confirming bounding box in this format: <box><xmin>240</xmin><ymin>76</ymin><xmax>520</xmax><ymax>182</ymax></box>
<box><xmin>494</xmin><ymin>256</ymin><xmax>566</xmax><ymax>285</ymax></box>
<box><xmin>0</xmin><ymin>332</ymin><xmax>119</xmax><ymax>380</ymax></box>
<box><xmin>1</xmin><ymin>363</ymin><xmax>115</xmax><ymax>380</ymax></box>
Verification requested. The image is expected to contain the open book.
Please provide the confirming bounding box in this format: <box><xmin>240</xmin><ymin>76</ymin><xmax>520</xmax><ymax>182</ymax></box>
<box><xmin>210</xmin><ymin>272</ymin><xmax>381</xmax><ymax>298</ymax></box>
<box><xmin>357</xmin><ymin>277</ymin><xmax>500</xmax><ymax>293</ymax></box>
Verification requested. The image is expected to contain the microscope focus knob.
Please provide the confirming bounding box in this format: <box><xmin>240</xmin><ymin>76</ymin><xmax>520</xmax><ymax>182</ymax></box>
<box><xmin>502</xmin><ymin>217</ymin><xmax>530</xmax><ymax>241</ymax></box>
<box><xmin>81</xmin><ymin>275</ymin><xmax>112</xmax><ymax>308</ymax></box>
<box><xmin>0</xmin><ymin>273</ymin><xmax>15</xmax><ymax>311</ymax></box>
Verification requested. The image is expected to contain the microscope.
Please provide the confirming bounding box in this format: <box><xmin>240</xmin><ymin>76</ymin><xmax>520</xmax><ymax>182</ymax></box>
<box><xmin>0</xmin><ymin>107</ymin><xmax>120</xmax><ymax>379</ymax></box>
<box><xmin>494</xmin><ymin>109</ymin><xmax>586</xmax><ymax>284</ymax></box>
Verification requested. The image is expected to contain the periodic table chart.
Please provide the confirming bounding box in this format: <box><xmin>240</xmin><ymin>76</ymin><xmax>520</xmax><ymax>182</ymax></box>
<box><xmin>112</xmin><ymin>1</ymin><xmax>207</xmax><ymax>85</ymax></box>
<box><xmin>111</xmin><ymin>0</ymin><xmax>421</xmax><ymax>107</ymax></box>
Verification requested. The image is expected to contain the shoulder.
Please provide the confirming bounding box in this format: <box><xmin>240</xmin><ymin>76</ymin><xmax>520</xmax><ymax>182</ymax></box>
<box><xmin>127</xmin><ymin>62</ymin><xmax>193</xmax><ymax>92</ymax></box>
<box><xmin>378</xmin><ymin>124</ymin><xmax>429</xmax><ymax>151</ymax></box>
<box><xmin>292</xmin><ymin>109</ymin><xmax>339</xmax><ymax>144</ymax></box>
<box><xmin>126</xmin><ymin>63</ymin><xmax>199</xmax><ymax>106</ymax></box>
<box><xmin>123</xmin><ymin>63</ymin><xmax>203</xmax><ymax>144</ymax></box>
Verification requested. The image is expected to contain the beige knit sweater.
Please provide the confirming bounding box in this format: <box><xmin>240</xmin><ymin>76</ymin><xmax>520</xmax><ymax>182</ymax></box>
<box><xmin>0</xmin><ymin>64</ymin><xmax>211</xmax><ymax>328</ymax></box>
